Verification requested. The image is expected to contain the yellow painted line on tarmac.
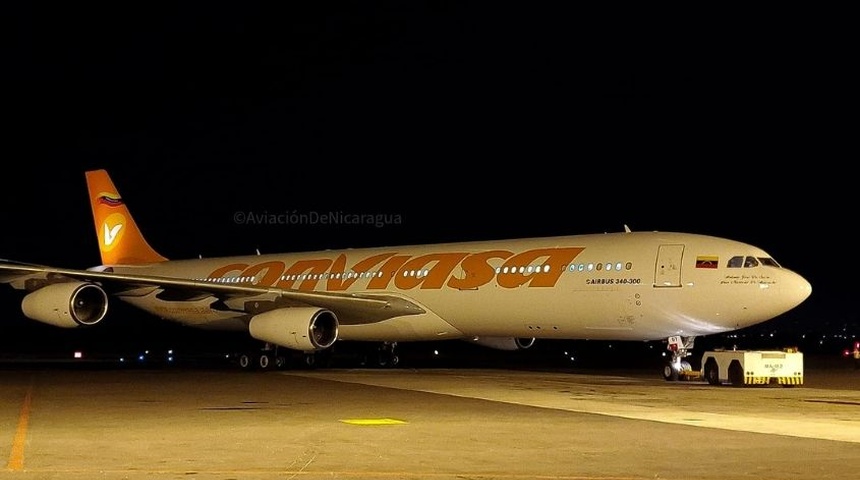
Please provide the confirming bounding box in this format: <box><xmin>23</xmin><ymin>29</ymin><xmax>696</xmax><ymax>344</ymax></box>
<box><xmin>18</xmin><ymin>468</ymin><xmax>638</xmax><ymax>479</ymax></box>
<box><xmin>339</xmin><ymin>418</ymin><xmax>407</xmax><ymax>425</ymax></box>
<box><xmin>6</xmin><ymin>386</ymin><xmax>33</xmax><ymax>472</ymax></box>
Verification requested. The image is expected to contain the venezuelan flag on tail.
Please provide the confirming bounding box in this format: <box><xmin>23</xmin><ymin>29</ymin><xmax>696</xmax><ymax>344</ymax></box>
<box><xmin>85</xmin><ymin>169</ymin><xmax>168</xmax><ymax>265</ymax></box>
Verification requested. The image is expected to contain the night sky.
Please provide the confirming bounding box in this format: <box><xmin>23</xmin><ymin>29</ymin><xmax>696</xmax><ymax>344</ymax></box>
<box><xmin>1</xmin><ymin>4</ymin><xmax>855</xmax><ymax>358</ymax></box>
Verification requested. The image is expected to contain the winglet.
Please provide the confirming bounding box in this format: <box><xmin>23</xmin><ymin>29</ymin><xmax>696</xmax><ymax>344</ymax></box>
<box><xmin>85</xmin><ymin>170</ymin><xmax>168</xmax><ymax>265</ymax></box>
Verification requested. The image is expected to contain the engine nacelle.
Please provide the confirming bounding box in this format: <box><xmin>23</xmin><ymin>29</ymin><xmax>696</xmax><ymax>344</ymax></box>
<box><xmin>248</xmin><ymin>307</ymin><xmax>338</xmax><ymax>351</ymax></box>
<box><xmin>21</xmin><ymin>282</ymin><xmax>109</xmax><ymax>328</ymax></box>
<box><xmin>469</xmin><ymin>336</ymin><xmax>537</xmax><ymax>351</ymax></box>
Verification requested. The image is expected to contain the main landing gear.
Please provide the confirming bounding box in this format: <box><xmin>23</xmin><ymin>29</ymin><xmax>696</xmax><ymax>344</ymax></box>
<box><xmin>234</xmin><ymin>341</ymin><xmax>400</xmax><ymax>371</ymax></box>
<box><xmin>237</xmin><ymin>343</ymin><xmax>287</xmax><ymax>371</ymax></box>
<box><xmin>374</xmin><ymin>341</ymin><xmax>400</xmax><ymax>368</ymax></box>
<box><xmin>351</xmin><ymin>341</ymin><xmax>400</xmax><ymax>368</ymax></box>
<box><xmin>663</xmin><ymin>335</ymin><xmax>695</xmax><ymax>381</ymax></box>
<box><xmin>235</xmin><ymin>343</ymin><xmax>334</xmax><ymax>371</ymax></box>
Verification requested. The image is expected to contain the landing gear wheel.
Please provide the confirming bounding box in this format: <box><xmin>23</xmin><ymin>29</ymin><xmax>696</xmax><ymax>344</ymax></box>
<box><xmin>663</xmin><ymin>363</ymin><xmax>679</xmax><ymax>381</ymax></box>
<box><xmin>663</xmin><ymin>335</ymin><xmax>696</xmax><ymax>381</ymax></box>
<box><xmin>378</xmin><ymin>354</ymin><xmax>400</xmax><ymax>368</ymax></box>
<box><xmin>303</xmin><ymin>353</ymin><xmax>317</xmax><ymax>369</ymax></box>
<box><xmin>258</xmin><ymin>354</ymin><xmax>271</xmax><ymax>370</ymax></box>
<box><xmin>376</xmin><ymin>342</ymin><xmax>399</xmax><ymax>368</ymax></box>
<box><xmin>238</xmin><ymin>354</ymin><xmax>252</xmax><ymax>370</ymax></box>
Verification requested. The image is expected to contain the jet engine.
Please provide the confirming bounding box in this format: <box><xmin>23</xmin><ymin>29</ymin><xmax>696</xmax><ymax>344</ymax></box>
<box><xmin>248</xmin><ymin>307</ymin><xmax>338</xmax><ymax>351</ymax></box>
<box><xmin>469</xmin><ymin>337</ymin><xmax>536</xmax><ymax>351</ymax></box>
<box><xmin>21</xmin><ymin>281</ymin><xmax>109</xmax><ymax>328</ymax></box>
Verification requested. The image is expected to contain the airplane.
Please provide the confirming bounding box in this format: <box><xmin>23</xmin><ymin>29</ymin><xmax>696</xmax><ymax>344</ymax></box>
<box><xmin>0</xmin><ymin>169</ymin><xmax>812</xmax><ymax>378</ymax></box>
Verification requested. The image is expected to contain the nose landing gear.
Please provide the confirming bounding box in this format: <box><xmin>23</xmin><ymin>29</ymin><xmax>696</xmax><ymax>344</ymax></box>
<box><xmin>663</xmin><ymin>335</ymin><xmax>695</xmax><ymax>381</ymax></box>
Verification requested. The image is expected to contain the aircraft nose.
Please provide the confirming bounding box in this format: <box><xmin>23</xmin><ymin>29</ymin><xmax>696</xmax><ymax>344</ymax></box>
<box><xmin>787</xmin><ymin>271</ymin><xmax>813</xmax><ymax>308</ymax></box>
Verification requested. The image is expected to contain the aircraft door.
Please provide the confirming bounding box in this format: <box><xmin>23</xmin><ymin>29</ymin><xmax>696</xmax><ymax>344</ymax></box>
<box><xmin>654</xmin><ymin>244</ymin><xmax>684</xmax><ymax>288</ymax></box>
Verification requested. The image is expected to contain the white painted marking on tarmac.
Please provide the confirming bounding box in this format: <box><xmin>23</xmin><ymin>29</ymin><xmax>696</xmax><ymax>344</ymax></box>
<box><xmin>285</xmin><ymin>370</ymin><xmax>860</xmax><ymax>444</ymax></box>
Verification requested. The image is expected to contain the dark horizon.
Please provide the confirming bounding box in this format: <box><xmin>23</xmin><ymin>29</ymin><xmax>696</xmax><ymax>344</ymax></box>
<box><xmin>3</xmin><ymin>4</ymin><xmax>855</xmax><ymax>361</ymax></box>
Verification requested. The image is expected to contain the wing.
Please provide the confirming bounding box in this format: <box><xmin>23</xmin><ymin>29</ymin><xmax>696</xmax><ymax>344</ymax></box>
<box><xmin>0</xmin><ymin>261</ymin><xmax>425</xmax><ymax>325</ymax></box>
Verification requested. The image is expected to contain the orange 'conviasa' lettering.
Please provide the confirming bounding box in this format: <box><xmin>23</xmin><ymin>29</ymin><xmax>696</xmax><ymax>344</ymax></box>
<box><xmin>206</xmin><ymin>246</ymin><xmax>586</xmax><ymax>291</ymax></box>
<box><xmin>448</xmin><ymin>249</ymin><xmax>513</xmax><ymax>290</ymax></box>
<box><xmin>497</xmin><ymin>247</ymin><xmax>584</xmax><ymax>288</ymax></box>
<box><xmin>275</xmin><ymin>258</ymin><xmax>332</xmax><ymax>290</ymax></box>
<box><xmin>327</xmin><ymin>252</ymin><xmax>397</xmax><ymax>291</ymax></box>
<box><xmin>393</xmin><ymin>253</ymin><xmax>470</xmax><ymax>290</ymax></box>
<box><xmin>366</xmin><ymin>255</ymin><xmax>411</xmax><ymax>289</ymax></box>
<box><xmin>242</xmin><ymin>261</ymin><xmax>285</xmax><ymax>287</ymax></box>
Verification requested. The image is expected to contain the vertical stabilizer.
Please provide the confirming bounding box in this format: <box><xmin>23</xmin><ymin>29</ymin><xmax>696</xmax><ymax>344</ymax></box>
<box><xmin>85</xmin><ymin>170</ymin><xmax>168</xmax><ymax>265</ymax></box>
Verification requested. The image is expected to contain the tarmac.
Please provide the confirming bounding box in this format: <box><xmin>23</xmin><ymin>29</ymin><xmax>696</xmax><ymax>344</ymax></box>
<box><xmin>1</xmin><ymin>357</ymin><xmax>859</xmax><ymax>480</ymax></box>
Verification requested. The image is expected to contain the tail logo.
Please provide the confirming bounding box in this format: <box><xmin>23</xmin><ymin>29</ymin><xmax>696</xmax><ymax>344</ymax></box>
<box><xmin>104</xmin><ymin>222</ymin><xmax>123</xmax><ymax>246</ymax></box>
<box><xmin>100</xmin><ymin>212</ymin><xmax>126</xmax><ymax>252</ymax></box>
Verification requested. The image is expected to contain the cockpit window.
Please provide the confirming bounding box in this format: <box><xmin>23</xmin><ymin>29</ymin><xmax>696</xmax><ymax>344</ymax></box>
<box><xmin>727</xmin><ymin>255</ymin><xmax>781</xmax><ymax>269</ymax></box>
<box><xmin>743</xmin><ymin>256</ymin><xmax>759</xmax><ymax>268</ymax></box>
<box><xmin>727</xmin><ymin>256</ymin><xmax>744</xmax><ymax>268</ymax></box>
<box><xmin>758</xmin><ymin>257</ymin><xmax>781</xmax><ymax>268</ymax></box>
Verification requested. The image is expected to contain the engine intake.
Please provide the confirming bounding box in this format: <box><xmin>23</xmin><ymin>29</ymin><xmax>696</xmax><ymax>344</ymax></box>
<box><xmin>21</xmin><ymin>282</ymin><xmax>109</xmax><ymax>328</ymax></box>
<box><xmin>248</xmin><ymin>307</ymin><xmax>338</xmax><ymax>351</ymax></box>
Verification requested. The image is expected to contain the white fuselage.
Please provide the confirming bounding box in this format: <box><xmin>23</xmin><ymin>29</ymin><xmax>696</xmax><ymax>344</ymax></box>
<box><xmin>112</xmin><ymin>231</ymin><xmax>812</xmax><ymax>344</ymax></box>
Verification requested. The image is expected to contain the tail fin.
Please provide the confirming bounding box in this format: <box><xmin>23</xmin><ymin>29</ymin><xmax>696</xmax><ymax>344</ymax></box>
<box><xmin>85</xmin><ymin>169</ymin><xmax>168</xmax><ymax>265</ymax></box>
